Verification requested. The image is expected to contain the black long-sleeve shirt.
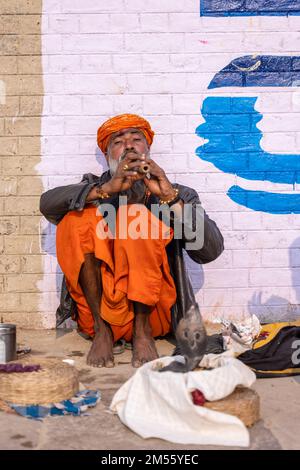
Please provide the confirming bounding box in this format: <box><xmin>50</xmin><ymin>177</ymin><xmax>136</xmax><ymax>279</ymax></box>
<box><xmin>40</xmin><ymin>171</ymin><xmax>224</xmax><ymax>265</ymax></box>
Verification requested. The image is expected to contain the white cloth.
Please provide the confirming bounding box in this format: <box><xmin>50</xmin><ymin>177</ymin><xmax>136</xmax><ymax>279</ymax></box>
<box><xmin>110</xmin><ymin>353</ymin><xmax>256</xmax><ymax>448</ymax></box>
<box><xmin>221</xmin><ymin>314</ymin><xmax>261</xmax><ymax>354</ymax></box>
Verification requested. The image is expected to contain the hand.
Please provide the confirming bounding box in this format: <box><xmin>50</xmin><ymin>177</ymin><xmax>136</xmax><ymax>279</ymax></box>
<box><xmin>101</xmin><ymin>153</ymin><xmax>147</xmax><ymax>194</ymax></box>
<box><xmin>142</xmin><ymin>158</ymin><xmax>176</xmax><ymax>200</ymax></box>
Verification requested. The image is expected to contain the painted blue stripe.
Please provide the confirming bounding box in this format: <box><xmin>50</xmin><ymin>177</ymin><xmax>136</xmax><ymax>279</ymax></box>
<box><xmin>228</xmin><ymin>185</ymin><xmax>300</xmax><ymax>214</ymax></box>
<box><xmin>209</xmin><ymin>55</ymin><xmax>300</xmax><ymax>89</ymax></box>
<box><xmin>196</xmin><ymin>97</ymin><xmax>300</xmax><ymax>185</ymax></box>
<box><xmin>201</xmin><ymin>0</ymin><xmax>300</xmax><ymax>16</ymax></box>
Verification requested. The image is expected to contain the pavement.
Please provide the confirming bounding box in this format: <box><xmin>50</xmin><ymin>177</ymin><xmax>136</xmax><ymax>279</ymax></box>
<box><xmin>0</xmin><ymin>328</ymin><xmax>299</xmax><ymax>451</ymax></box>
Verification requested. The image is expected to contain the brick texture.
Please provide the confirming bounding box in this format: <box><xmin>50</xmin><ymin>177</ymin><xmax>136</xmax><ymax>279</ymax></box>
<box><xmin>40</xmin><ymin>1</ymin><xmax>300</xmax><ymax>325</ymax></box>
<box><xmin>2</xmin><ymin>1</ymin><xmax>300</xmax><ymax>328</ymax></box>
<box><xmin>0</xmin><ymin>0</ymin><xmax>45</xmax><ymax>327</ymax></box>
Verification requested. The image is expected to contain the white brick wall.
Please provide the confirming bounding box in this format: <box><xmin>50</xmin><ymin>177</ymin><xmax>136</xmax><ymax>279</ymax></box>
<box><xmin>40</xmin><ymin>0</ymin><xmax>300</xmax><ymax>325</ymax></box>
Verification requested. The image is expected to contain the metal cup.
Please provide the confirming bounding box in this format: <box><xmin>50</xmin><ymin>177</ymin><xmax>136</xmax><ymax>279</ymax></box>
<box><xmin>0</xmin><ymin>323</ymin><xmax>17</xmax><ymax>363</ymax></box>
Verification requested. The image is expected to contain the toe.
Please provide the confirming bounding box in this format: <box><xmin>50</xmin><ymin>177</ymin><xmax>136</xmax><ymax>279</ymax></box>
<box><xmin>131</xmin><ymin>359</ymin><xmax>142</xmax><ymax>368</ymax></box>
<box><xmin>91</xmin><ymin>361</ymin><xmax>104</xmax><ymax>368</ymax></box>
<box><xmin>87</xmin><ymin>356</ymin><xmax>104</xmax><ymax>368</ymax></box>
<box><xmin>105</xmin><ymin>359</ymin><xmax>115</xmax><ymax>368</ymax></box>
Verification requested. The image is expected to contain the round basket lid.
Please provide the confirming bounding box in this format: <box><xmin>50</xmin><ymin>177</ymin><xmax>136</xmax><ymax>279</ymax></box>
<box><xmin>0</xmin><ymin>357</ymin><xmax>79</xmax><ymax>405</ymax></box>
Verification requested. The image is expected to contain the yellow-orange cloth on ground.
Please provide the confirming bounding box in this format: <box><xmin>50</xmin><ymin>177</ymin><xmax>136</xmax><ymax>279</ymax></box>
<box><xmin>56</xmin><ymin>204</ymin><xmax>176</xmax><ymax>341</ymax></box>
<box><xmin>97</xmin><ymin>114</ymin><xmax>154</xmax><ymax>154</ymax></box>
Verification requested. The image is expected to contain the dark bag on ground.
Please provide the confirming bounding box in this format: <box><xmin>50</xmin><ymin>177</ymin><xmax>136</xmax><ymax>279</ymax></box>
<box><xmin>238</xmin><ymin>321</ymin><xmax>300</xmax><ymax>378</ymax></box>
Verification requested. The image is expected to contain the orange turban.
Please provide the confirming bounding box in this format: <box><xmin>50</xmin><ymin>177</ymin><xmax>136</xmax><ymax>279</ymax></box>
<box><xmin>97</xmin><ymin>114</ymin><xmax>155</xmax><ymax>154</ymax></box>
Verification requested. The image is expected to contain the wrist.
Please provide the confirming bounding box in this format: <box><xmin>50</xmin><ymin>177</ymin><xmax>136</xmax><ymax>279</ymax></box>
<box><xmin>94</xmin><ymin>182</ymin><xmax>113</xmax><ymax>200</ymax></box>
<box><xmin>159</xmin><ymin>187</ymin><xmax>179</xmax><ymax>203</ymax></box>
<box><xmin>99</xmin><ymin>182</ymin><xmax>113</xmax><ymax>195</ymax></box>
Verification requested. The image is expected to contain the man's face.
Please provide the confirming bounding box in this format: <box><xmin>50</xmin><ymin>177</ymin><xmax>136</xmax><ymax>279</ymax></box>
<box><xmin>106</xmin><ymin>128</ymin><xmax>149</xmax><ymax>164</ymax></box>
<box><xmin>106</xmin><ymin>127</ymin><xmax>150</xmax><ymax>198</ymax></box>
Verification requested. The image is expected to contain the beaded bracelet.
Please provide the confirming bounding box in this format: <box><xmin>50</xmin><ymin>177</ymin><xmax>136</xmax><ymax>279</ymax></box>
<box><xmin>95</xmin><ymin>184</ymin><xmax>111</xmax><ymax>199</ymax></box>
<box><xmin>159</xmin><ymin>188</ymin><xmax>180</xmax><ymax>206</ymax></box>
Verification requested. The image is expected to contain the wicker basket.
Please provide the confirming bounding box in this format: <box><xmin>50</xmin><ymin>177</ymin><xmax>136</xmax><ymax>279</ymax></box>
<box><xmin>0</xmin><ymin>357</ymin><xmax>79</xmax><ymax>405</ymax></box>
<box><xmin>204</xmin><ymin>386</ymin><xmax>260</xmax><ymax>427</ymax></box>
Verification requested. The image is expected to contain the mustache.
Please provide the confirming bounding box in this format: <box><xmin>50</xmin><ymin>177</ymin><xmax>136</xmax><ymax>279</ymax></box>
<box><xmin>120</xmin><ymin>148</ymin><xmax>139</xmax><ymax>160</ymax></box>
<box><xmin>108</xmin><ymin>149</ymin><xmax>138</xmax><ymax>176</ymax></box>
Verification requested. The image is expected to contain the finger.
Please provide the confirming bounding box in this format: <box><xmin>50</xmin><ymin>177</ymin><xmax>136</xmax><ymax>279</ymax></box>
<box><xmin>122</xmin><ymin>170</ymin><xmax>138</xmax><ymax>177</ymax></box>
<box><xmin>123</xmin><ymin>175</ymin><xmax>143</xmax><ymax>189</ymax></box>
<box><xmin>148</xmin><ymin>159</ymin><xmax>166</xmax><ymax>174</ymax></box>
<box><xmin>143</xmin><ymin>177</ymin><xmax>151</xmax><ymax>187</ymax></box>
<box><xmin>124</xmin><ymin>161</ymin><xmax>147</xmax><ymax>170</ymax></box>
<box><xmin>146</xmin><ymin>158</ymin><xmax>158</xmax><ymax>168</ymax></box>
<box><xmin>130</xmin><ymin>172</ymin><xmax>146</xmax><ymax>182</ymax></box>
<box><xmin>121</xmin><ymin>163</ymin><xmax>150</xmax><ymax>178</ymax></box>
<box><xmin>144</xmin><ymin>159</ymin><xmax>161</xmax><ymax>175</ymax></box>
<box><xmin>117</xmin><ymin>156</ymin><xmax>145</xmax><ymax>172</ymax></box>
<box><xmin>123</xmin><ymin>153</ymin><xmax>146</xmax><ymax>162</ymax></box>
<box><xmin>115</xmin><ymin>167</ymin><xmax>137</xmax><ymax>178</ymax></box>
<box><xmin>118</xmin><ymin>160</ymin><xmax>139</xmax><ymax>171</ymax></box>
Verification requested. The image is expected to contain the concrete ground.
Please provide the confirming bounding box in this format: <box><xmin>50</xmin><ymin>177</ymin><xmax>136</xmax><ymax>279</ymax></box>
<box><xmin>0</xmin><ymin>328</ymin><xmax>299</xmax><ymax>451</ymax></box>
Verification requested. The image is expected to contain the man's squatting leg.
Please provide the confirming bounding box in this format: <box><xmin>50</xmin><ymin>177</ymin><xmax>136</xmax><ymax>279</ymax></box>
<box><xmin>79</xmin><ymin>253</ymin><xmax>114</xmax><ymax>368</ymax></box>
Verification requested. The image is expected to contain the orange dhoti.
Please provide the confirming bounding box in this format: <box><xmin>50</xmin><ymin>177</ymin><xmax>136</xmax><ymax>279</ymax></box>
<box><xmin>56</xmin><ymin>203</ymin><xmax>177</xmax><ymax>342</ymax></box>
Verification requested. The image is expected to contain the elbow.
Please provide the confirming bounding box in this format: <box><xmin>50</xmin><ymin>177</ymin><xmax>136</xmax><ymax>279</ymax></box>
<box><xmin>39</xmin><ymin>192</ymin><xmax>49</xmax><ymax>217</ymax></box>
<box><xmin>39</xmin><ymin>191</ymin><xmax>58</xmax><ymax>224</ymax></box>
<box><xmin>186</xmin><ymin>235</ymin><xmax>224</xmax><ymax>265</ymax></box>
<box><xmin>184</xmin><ymin>210</ymin><xmax>225</xmax><ymax>264</ymax></box>
<box><xmin>207</xmin><ymin>235</ymin><xmax>224</xmax><ymax>263</ymax></box>
<box><xmin>199</xmin><ymin>232</ymin><xmax>225</xmax><ymax>264</ymax></box>
<box><xmin>203</xmin><ymin>218</ymin><xmax>225</xmax><ymax>263</ymax></box>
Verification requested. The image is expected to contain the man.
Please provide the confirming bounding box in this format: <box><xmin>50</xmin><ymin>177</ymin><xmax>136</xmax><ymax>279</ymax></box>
<box><xmin>40</xmin><ymin>114</ymin><xmax>224</xmax><ymax>368</ymax></box>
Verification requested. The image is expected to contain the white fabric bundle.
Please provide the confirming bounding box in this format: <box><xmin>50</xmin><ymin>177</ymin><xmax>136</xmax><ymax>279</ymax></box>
<box><xmin>221</xmin><ymin>314</ymin><xmax>261</xmax><ymax>354</ymax></box>
<box><xmin>110</xmin><ymin>353</ymin><xmax>256</xmax><ymax>448</ymax></box>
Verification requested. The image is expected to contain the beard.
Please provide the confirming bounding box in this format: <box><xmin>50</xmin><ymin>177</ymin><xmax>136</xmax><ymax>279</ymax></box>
<box><xmin>108</xmin><ymin>148</ymin><xmax>147</xmax><ymax>204</ymax></box>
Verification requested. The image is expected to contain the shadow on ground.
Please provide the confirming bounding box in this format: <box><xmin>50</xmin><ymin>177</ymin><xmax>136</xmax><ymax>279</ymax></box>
<box><xmin>0</xmin><ymin>329</ymin><xmax>299</xmax><ymax>450</ymax></box>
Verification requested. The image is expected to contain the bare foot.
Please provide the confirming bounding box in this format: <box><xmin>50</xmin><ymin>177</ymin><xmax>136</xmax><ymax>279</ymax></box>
<box><xmin>131</xmin><ymin>335</ymin><xmax>159</xmax><ymax>368</ymax></box>
<box><xmin>87</xmin><ymin>326</ymin><xmax>114</xmax><ymax>368</ymax></box>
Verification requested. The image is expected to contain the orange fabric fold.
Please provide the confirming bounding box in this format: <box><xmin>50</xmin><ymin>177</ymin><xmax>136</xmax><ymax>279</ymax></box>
<box><xmin>56</xmin><ymin>204</ymin><xmax>176</xmax><ymax>342</ymax></box>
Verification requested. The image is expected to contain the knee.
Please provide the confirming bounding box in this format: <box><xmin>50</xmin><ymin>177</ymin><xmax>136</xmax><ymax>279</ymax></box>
<box><xmin>59</xmin><ymin>207</ymin><xmax>99</xmax><ymax>234</ymax></box>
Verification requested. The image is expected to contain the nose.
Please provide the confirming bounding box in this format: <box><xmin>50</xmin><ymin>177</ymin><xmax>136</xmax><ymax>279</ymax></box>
<box><xmin>125</xmin><ymin>135</ymin><xmax>136</xmax><ymax>148</ymax></box>
<box><xmin>125</xmin><ymin>140</ymin><xmax>134</xmax><ymax>149</ymax></box>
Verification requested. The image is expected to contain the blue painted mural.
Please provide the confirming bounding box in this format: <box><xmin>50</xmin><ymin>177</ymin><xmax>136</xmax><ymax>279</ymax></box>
<box><xmin>196</xmin><ymin>55</ymin><xmax>300</xmax><ymax>213</ymax></box>
<box><xmin>196</xmin><ymin>97</ymin><xmax>300</xmax><ymax>213</ymax></box>
<box><xmin>201</xmin><ymin>0</ymin><xmax>300</xmax><ymax>17</ymax></box>
<box><xmin>209</xmin><ymin>55</ymin><xmax>300</xmax><ymax>89</ymax></box>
